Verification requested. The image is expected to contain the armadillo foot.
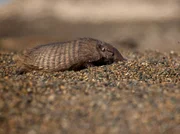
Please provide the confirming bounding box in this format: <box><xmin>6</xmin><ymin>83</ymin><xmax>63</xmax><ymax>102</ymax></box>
<box><xmin>84</xmin><ymin>63</ymin><xmax>94</xmax><ymax>68</ymax></box>
<box><xmin>16</xmin><ymin>67</ymin><xmax>28</xmax><ymax>75</ymax></box>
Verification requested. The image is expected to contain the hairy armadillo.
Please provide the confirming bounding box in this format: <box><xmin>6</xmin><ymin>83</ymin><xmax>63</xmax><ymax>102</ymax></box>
<box><xmin>15</xmin><ymin>37</ymin><xmax>126</xmax><ymax>74</ymax></box>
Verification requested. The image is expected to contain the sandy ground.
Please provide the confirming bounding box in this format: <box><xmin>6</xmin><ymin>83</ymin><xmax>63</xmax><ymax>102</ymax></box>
<box><xmin>0</xmin><ymin>50</ymin><xmax>179</xmax><ymax>134</ymax></box>
<box><xmin>0</xmin><ymin>1</ymin><xmax>180</xmax><ymax>134</ymax></box>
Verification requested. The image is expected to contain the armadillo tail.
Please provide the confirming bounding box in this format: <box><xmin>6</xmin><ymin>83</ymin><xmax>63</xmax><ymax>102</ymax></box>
<box><xmin>13</xmin><ymin>54</ymin><xmax>23</xmax><ymax>63</ymax></box>
<box><xmin>13</xmin><ymin>54</ymin><xmax>29</xmax><ymax>74</ymax></box>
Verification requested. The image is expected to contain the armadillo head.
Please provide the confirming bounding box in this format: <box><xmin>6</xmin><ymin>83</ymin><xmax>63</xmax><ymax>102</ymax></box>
<box><xmin>97</xmin><ymin>42</ymin><xmax>127</xmax><ymax>64</ymax></box>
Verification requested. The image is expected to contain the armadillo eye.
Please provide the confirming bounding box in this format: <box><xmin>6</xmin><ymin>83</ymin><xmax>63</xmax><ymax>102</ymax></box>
<box><xmin>101</xmin><ymin>47</ymin><xmax>105</xmax><ymax>52</ymax></box>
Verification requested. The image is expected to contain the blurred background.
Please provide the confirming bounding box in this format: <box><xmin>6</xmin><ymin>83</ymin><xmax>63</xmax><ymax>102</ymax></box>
<box><xmin>0</xmin><ymin>0</ymin><xmax>180</xmax><ymax>51</ymax></box>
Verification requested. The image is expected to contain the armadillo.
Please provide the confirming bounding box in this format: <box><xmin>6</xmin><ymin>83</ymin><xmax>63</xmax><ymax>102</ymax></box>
<box><xmin>14</xmin><ymin>37</ymin><xmax>126</xmax><ymax>74</ymax></box>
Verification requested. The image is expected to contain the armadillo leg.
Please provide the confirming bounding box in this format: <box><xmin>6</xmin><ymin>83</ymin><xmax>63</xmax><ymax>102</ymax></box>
<box><xmin>16</xmin><ymin>66</ymin><xmax>29</xmax><ymax>75</ymax></box>
<box><xmin>84</xmin><ymin>63</ymin><xmax>94</xmax><ymax>68</ymax></box>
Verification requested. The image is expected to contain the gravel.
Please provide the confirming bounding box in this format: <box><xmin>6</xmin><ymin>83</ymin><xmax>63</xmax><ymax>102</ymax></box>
<box><xmin>0</xmin><ymin>50</ymin><xmax>179</xmax><ymax>134</ymax></box>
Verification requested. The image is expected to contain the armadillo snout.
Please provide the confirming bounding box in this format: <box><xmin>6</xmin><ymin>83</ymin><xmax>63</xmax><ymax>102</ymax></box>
<box><xmin>114</xmin><ymin>49</ymin><xmax>127</xmax><ymax>62</ymax></box>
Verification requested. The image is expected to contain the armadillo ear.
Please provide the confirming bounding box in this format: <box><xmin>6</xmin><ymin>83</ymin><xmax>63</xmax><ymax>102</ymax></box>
<box><xmin>97</xmin><ymin>44</ymin><xmax>105</xmax><ymax>52</ymax></box>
